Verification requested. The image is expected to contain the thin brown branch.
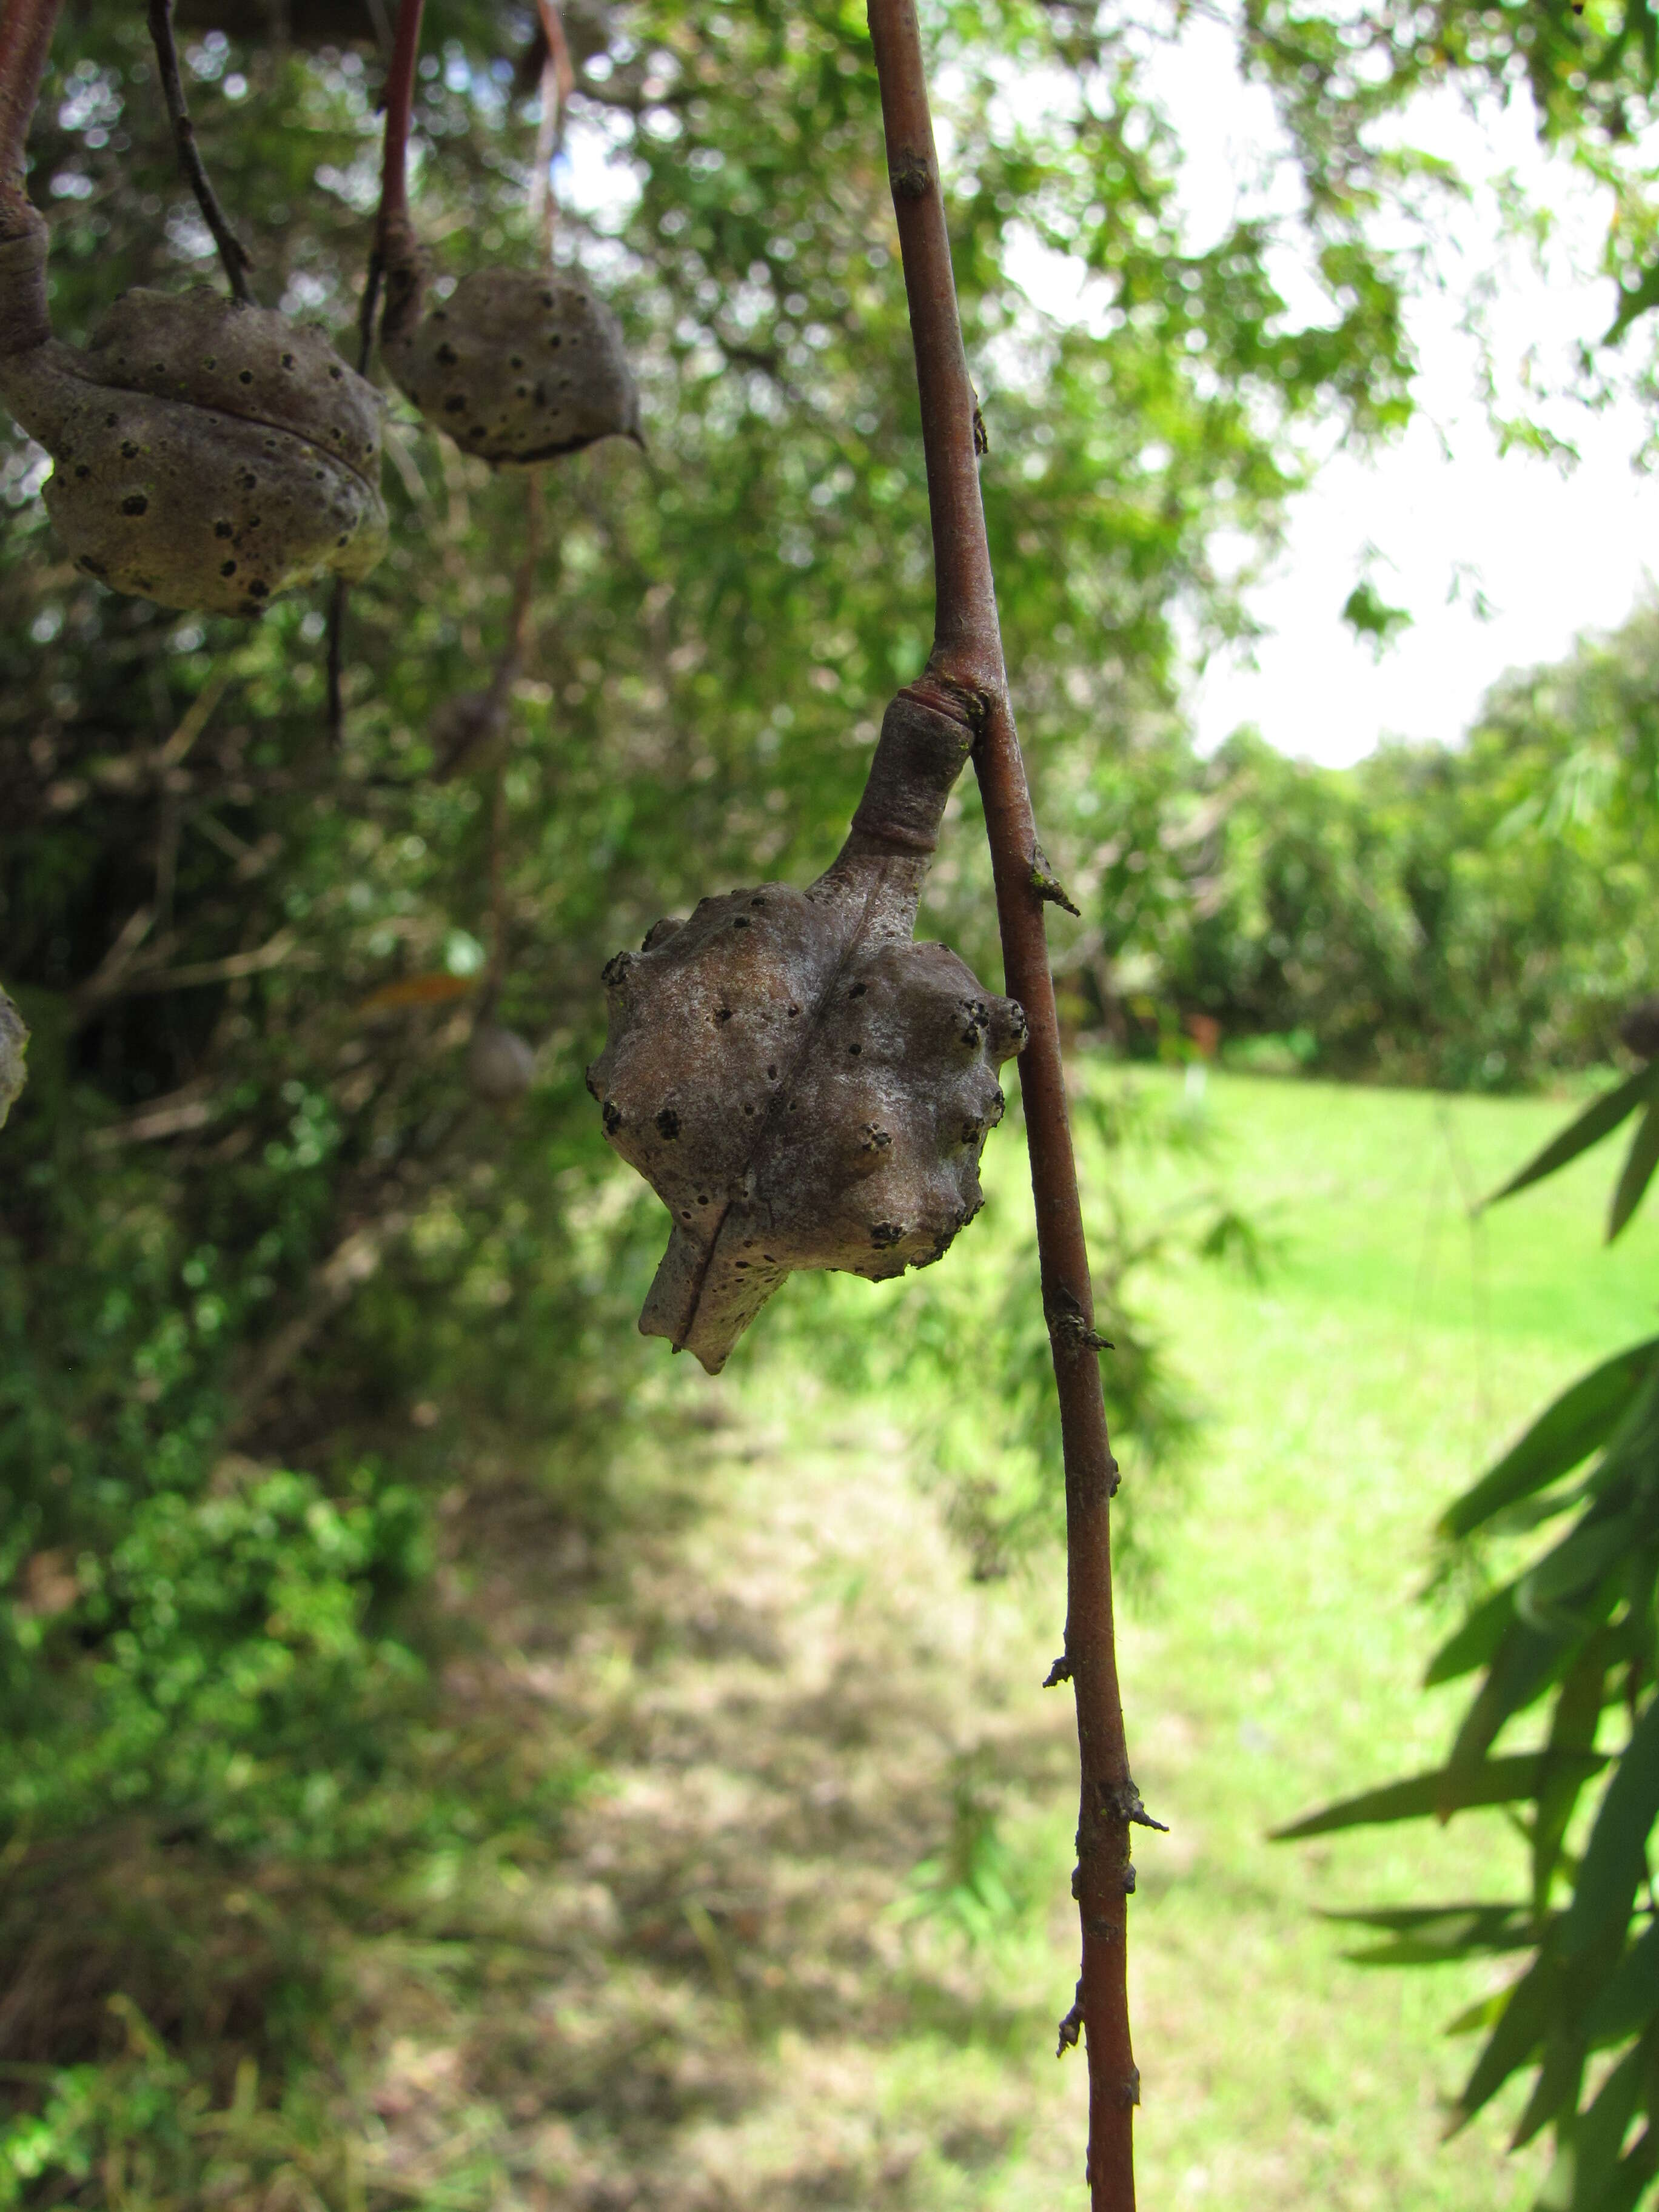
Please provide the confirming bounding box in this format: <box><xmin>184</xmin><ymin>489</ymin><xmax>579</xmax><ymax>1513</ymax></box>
<box><xmin>0</xmin><ymin>0</ymin><xmax>62</xmax><ymax>245</ymax></box>
<box><xmin>864</xmin><ymin>4</ymin><xmax>1141</xmax><ymax>2207</ymax></box>
<box><xmin>146</xmin><ymin>0</ymin><xmax>253</xmax><ymax>302</ymax></box>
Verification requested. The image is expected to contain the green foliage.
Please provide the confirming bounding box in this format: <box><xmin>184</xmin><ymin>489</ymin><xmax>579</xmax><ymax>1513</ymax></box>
<box><xmin>1095</xmin><ymin>603</ymin><xmax>1659</xmax><ymax>1088</ymax></box>
<box><xmin>1283</xmin><ymin>1065</ymin><xmax>1659</xmax><ymax>2207</ymax></box>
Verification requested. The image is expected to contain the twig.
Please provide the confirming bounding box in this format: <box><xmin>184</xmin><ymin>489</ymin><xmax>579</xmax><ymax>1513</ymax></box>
<box><xmin>528</xmin><ymin>0</ymin><xmax>574</xmax><ymax>261</ymax></box>
<box><xmin>146</xmin><ymin>0</ymin><xmax>252</xmax><ymax>302</ymax></box>
<box><xmin>0</xmin><ymin>0</ymin><xmax>62</xmax><ymax>250</ymax></box>
<box><xmin>326</xmin><ymin>0</ymin><xmax>421</xmax><ymax>748</ymax></box>
<box><xmin>865</xmin><ymin>4</ymin><xmax>1140</xmax><ymax>2205</ymax></box>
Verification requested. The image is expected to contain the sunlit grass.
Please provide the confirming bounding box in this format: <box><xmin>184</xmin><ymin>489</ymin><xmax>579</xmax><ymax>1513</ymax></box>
<box><xmin>729</xmin><ymin>1065</ymin><xmax>1655</xmax><ymax>2208</ymax></box>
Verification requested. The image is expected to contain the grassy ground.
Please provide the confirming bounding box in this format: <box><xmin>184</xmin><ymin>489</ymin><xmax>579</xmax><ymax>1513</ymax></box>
<box><xmin>254</xmin><ymin>1068</ymin><xmax>1655</xmax><ymax>2208</ymax></box>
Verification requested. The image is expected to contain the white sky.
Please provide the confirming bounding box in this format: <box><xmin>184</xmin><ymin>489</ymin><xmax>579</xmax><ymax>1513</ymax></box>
<box><xmin>563</xmin><ymin>19</ymin><xmax>1659</xmax><ymax>771</ymax></box>
<box><xmin>1138</xmin><ymin>15</ymin><xmax>1659</xmax><ymax>766</ymax></box>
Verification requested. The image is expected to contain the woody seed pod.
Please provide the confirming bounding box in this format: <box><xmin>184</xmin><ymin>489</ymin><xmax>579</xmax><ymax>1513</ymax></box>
<box><xmin>0</xmin><ymin>216</ymin><xmax>387</xmax><ymax>615</ymax></box>
<box><xmin>0</xmin><ymin>988</ymin><xmax>28</xmax><ymax>1131</ymax></box>
<box><xmin>381</xmin><ymin>254</ymin><xmax>641</xmax><ymax>466</ymax></box>
<box><xmin>588</xmin><ymin>693</ymin><xmax>1027</xmax><ymax>1375</ymax></box>
<box><xmin>469</xmin><ymin>1021</ymin><xmax>536</xmax><ymax>1104</ymax></box>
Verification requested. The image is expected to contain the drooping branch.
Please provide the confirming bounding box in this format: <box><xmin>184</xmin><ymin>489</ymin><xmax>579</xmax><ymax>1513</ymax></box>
<box><xmin>326</xmin><ymin>0</ymin><xmax>425</xmax><ymax>748</ymax></box>
<box><xmin>0</xmin><ymin>0</ymin><xmax>61</xmax><ymax>255</ymax></box>
<box><xmin>147</xmin><ymin>0</ymin><xmax>253</xmax><ymax>303</ymax></box>
<box><xmin>864</xmin><ymin>4</ymin><xmax>1142</xmax><ymax>2207</ymax></box>
<box><xmin>374</xmin><ymin>0</ymin><xmax>428</xmax><ymax>343</ymax></box>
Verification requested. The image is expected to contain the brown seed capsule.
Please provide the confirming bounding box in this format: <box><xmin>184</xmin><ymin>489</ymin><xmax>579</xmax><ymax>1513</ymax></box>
<box><xmin>588</xmin><ymin>693</ymin><xmax>1027</xmax><ymax>1374</ymax></box>
<box><xmin>0</xmin><ymin>988</ymin><xmax>28</xmax><ymax>1131</ymax></box>
<box><xmin>381</xmin><ymin>265</ymin><xmax>642</xmax><ymax>466</ymax></box>
<box><xmin>0</xmin><ymin>220</ymin><xmax>387</xmax><ymax>616</ymax></box>
<box><xmin>468</xmin><ymin>1021</ymin><xmax>536</xmax><ymax>1104</ymax></box>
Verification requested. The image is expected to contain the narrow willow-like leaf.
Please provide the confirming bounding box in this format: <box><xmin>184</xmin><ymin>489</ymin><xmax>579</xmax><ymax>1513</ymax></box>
<box><xmin>1273</xmin><ymin>1752</ymin><xmax>1606</xmax><ymax>1841</ymax></box>
<box><xmin>1584</xmin><ymin>1923</ymin><xmax>1659</xmax><ymax>2048</ymax></box>
<box><xmin>1328</xmin><ymin>1901</ymin><xmax>1537</xmax><ymax>1966</ymax></box>
<box><xmin>1484</xmin><ymin>1064</ymin><xmax>1659</xmax><ymax>1211</ymax></box>
<box><xmin>1513</xmin><ymin>2016</ymin><xmax>1589</xmax><ymax>2149</ymax></box>
<box><xmin>1427</xmin><ymin>1584</ymin><xmax>1517</xmax><ymax>1685</ymax></box>
<box><xmin>1442</xmin><ymin>1338</ymin><xmax>1659</xmax><ymax>1541</ymax></box>
<box><xmin>1609</xmin><ymin>1096</ymin><xmax>1659</xmax><ymax>1242</ymax></box>
<box><xmin>1520</xmin><ymin>1515</ymin><xmax>1641</xmax><ymax>1632</ymax></box>
<box><xmin>1449</xmin><ymin>1621</ymin><xmax>1576</xmax><ymax>1781</ymax></box>
<box><xmin>1534</xmin><ymin>1638</ymin><xmax>1615</xmax><ymax>1918</ymax></box>
<box><xmin>1535</xmin><ymin>2035</ymin><xmax>1647</xmax><ymax>2211</ymax></box>
<box><xmin>1452</xmin><ymin>1953</ymin><xmax>1555</xmax><ymax>2131</ymax></box>
<box><xmin>1560</xmin><ymin>1697</ymin><xmax>1659</xmax><ymax>1957</ymax></box>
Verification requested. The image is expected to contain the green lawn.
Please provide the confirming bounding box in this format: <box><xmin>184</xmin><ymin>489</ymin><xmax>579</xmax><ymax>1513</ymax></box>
<box><xmin>714</xmin><ymin>1068</ymin><xmax>1655</xmax><ymax>2208</ymax></box>
<box><xmin>227</xmin><ymin>1067</ymin><xmax>1654</xmax><ymax>2210</ymax></box>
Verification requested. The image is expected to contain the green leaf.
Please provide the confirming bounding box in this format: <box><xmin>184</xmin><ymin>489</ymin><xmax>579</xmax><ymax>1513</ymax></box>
<box><xmin>1273</xmin><ymin>1752</ymin><xmax>1607</xmax><ymax>1841</ymax></box>
<box><xmin>1484</xmin><ymin>1065</ymin><xmax>1659</xmax><ymax>1211</ymax></box>
<box><xmin>1325</xmin><ymin>1901</ymin><xmax>1537</xmax><ymax>1965</ymax></box>
<box><xmin>1560</xmin><ymin>1696</ymin><xmax>1659</xmax><ymax>1957</ymax></box>
<box><xmin>1535</xmin><ymin>1637</ymin><xmax>1615</xmax><ymax>1917</ymax></box>
<box><xmin>1449</xmin><ymin>1621</ymin><xmax>1577</xmax><ymax>1778</ymax></box>
<box><xmin>1520</xmin><ymin>1515</ymin><xmax>1641</xmax><ymax>1632</ymax></box>
<box><xmin>1441</xmin><ymin>1338</ymin><xmax>1659</xmax><ymax>1541</ymax></box>
<box><xmin>1427</xmin><ymin>1585</ymin><xmax>1517</xmax><ymax>1684</ymax></box>
<box><xmin>1536</xmin><ymin>2034</ymin><xmax>1647</xmax><ymax>2210</ymax></box>
<box><xmin>1608</xmin><ymin>1097</ymin><xmax>1659</xmax><ymax>1242</ymax></box>
<box><xmin>1584</xmin><ymin>1923</ymin><xmax>1659</xmax><ymax>2048</ymax></box>
<box><xmin>1452</xmin><ymin>1953</ymin><xmax>1554</xmax><ymax>2131</ymax></box>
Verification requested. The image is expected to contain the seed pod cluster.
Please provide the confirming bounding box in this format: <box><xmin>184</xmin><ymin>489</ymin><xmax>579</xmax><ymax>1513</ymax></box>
<box><xmin>0</xmin><ymin>224</ymin><xmax>387</xmax><ymax>616</ymax></box>
<box><xmin>588</xmin><ymin>694</ymin><xmax>1027</xmax><ymax>1373</ymax></box>
<box><xmin>381</xmin><ymin>264</ymin><xmax>642</xmax><ymax>465</ymax></box>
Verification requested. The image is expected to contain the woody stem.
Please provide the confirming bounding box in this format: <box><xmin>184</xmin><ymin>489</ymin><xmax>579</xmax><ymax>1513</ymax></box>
<box><xmin>864</xmin><ymin>3</ymin><xmax>1139</xmax><ymax>2206</ymax></box>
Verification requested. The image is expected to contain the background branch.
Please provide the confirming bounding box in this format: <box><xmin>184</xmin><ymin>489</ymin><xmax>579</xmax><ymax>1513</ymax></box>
<box><xmin>147</xmin><ymin>0</ymin><xmax>253</xmax><ymax>301</ymax></box>
<box><xmin>864</xmin><ymin>3</ymin><xmax>1140</xmax><ymax>2204</ymax></box>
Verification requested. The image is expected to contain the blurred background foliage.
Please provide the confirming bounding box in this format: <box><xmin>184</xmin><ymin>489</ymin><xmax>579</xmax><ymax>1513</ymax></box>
<box><xmin>2</xmin><ymin>0</ymin><xmax>1658</xmax><ymax>2197</ymax></box>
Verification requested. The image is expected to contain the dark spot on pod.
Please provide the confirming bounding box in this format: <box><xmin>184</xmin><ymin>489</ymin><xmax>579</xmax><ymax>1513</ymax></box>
<box><xmin>220</xmin><ymin>558</ymin><xmax>237</xmax><ymax>576</ymax></box>
<box><xmin>239</xmin><ymin>471</ymin><xmax>257</xmax><ymax>490</ymax></box>
<box><xmin>202</xmin><ymin>356</ymin><xmax>215</xmax><ymax>369</ymax></box>
<box><xmin>870</xmin><ymin>1222</ymin><xmax>905</xmax><ymax>1247</ymax></box>
<box><xmin>534</xmin><ymin>383</ymin><xmax>548</xmax><ymax>408</ymax></box>
<box><xmin>602</xmin><ymin>951</ymin><xmax>634</xmax><ymax>988</ymax></box>
<box><xmin>435</xmin><ymin>343</ymin><xmax>458</xmax><ymax>366</ymax></box>
<box><xmin>733</xmin><ymin>916</ymin><xmax>749</xmax><ymax>930</ymax></box>
<box><xmin>960</xmin><ymin>1024</ymin><xmax>982</xmax><ymax>1047</ymax></box>
<box><xmin>655</xmin><ymin>1108</ymin><xmax>680</xmax><ymax>1139</ymax></box>
<box><xmin>714</xmin><ymin>1008</ymin><xmax>732</xmax><ymax>1025</ymax></box>
<box><xmin>548</xmin><ymin>333</ymin><xmax>563</xmax><ymax>349</ymax></box>
<box><xmin>862</xmin><ymin>1125</ymin><xmax>892</xmax><ymax>1151</ymax></box>
<box><xmin>787</xmin><ymin>1003</ymin><xmax>800</xmax><ymax>1016</ymax></box>
<box><xmin>337</xmin><ymin>535</ymin><xmax>349</xmax><ymax>548</ymax></box>
<box><xmin>433</xmin><ymin>309</ymin><xmax>447</xmax><ymax>322</ymax></box>
<box><xmin>847</xmin><ymin>1042</ymin><xmax>862</xmax><ymax>1056</ymax></box>
<box><xmin>848</xmin><ymin>982</ymin><xmax>866</xmax><ymax>997</ymax></box>
<box><xmin>247</xmin><ymin>580</ymin><xmax>269</xmax><ymax>598</ymax></box>
<box><xmin>991</xmin><ymin>1086</ymin><xmax>1006</xmax><ymax>1118</ymax></box>
<box><xmin>215</xmin><ymin>520</ymin><xmax>233</xmax><ymax>538</ymax></box>
<box><xmin>960</xmin><ymin>1118</ymin><xmax>981</xmax><ymax>1145</ymax></box>
<box><xmin>74</xmin><ymin>464</ymin><xmax>90</xmax><ymax>479</ymax></box>
<box><xmin>238</xmin><ymin>369</ymin><xmax>253</xmax><ymax>385</ymax></box>
<box><xmin>766</xmin><ymin>1064</ymin><xmax>777</xmax><ymax>1079</ymax></box>
<box><xmin>329</xmin><ymin>365</ymin><xmax>343</xmax><ymax>380</ymax></box>
<box><xmin>742</xmin><ymin>1103</ymin><xmax>755</xmax><ymax>1116</ymax></box>
<box><xmin>515</xmin><ymin>384</ymin><xmax>529</xmax><ymax>399</ymax></box>
<box><xmin>104</xmin><ymin>412</ymin><xmax>119</xmax><ymax>427</ymax></box>
<box><xmin>680</xmin><ymin>1208</ymin><xmax>692</xmax><ymax>1221</ymax></box>
<box><xmin>76</xmin><ymin>554</ymin><xmax>107</xmax><ymax>576</ymax></box>
<box><xmin>119</xmin><ymin>440</ymin><xmax>139</xmax><ymax>458</ymax></box>
<box><xmin>443</xmin><ymin>395</ymin><xmax>468</xmax><ymax>414</ymax></box>
<box><xmin>697</xmin><ymin>1193</ymin><xmax>710</xmax><ymax>1205</ymax></box>
<box><xmin>509</xmin><ymin>354</ymin><xmax>523</xmax><ymax>369</ymax></box>
<box><xmin>281</xmin><ymin>353</ymin><xmax>295</xmax><ymax>369</ymax></box>
<box><xmin>751</xmin><ymin>896</ymin><xmax>767</xmax><ymax>908</ymax></box>
<box><xmin>584</xmin><ymin>1064</ymin><xmax>600</xmax><ymax>1100</ymax></box>
<box><xmin>120</xmin><ymin>493</ymin><xmax>148</xmax><ymax>517</ymax></box>
<box><xmin>540</xmin><ymin>290</ymin><xmax>555</xmax><ymax>307</ymax></box>
<box><xmin>602</xmin><ymin>1100</ymin><xmax>622</xmax><ymax>1134</ymax></box>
